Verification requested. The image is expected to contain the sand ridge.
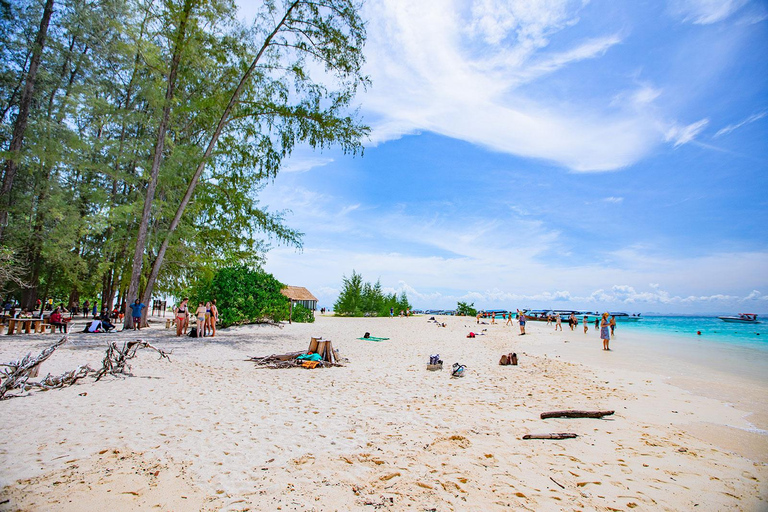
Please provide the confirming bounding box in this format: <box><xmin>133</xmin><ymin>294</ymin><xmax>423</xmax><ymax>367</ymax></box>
<box><xmin>0</xmin><ymin>315</ymin><xmax>765</xmax><ymax>511</ymax></box>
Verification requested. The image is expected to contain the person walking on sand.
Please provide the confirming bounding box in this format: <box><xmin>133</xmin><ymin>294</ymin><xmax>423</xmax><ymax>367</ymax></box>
<box><xmin>210</xmin><ymin>299</ymin><xmax>218</xmax><ymax>337</ymax></box>
<box><xmin>517</xmin><ymin>309</ymin><xmax>526</xmax><ymax>335</ymax></box>
<box><xmin>174</xmin><ymin>298</ymin><xmax>189</xmax><ymax>336</ymax></box>
<box><xmin>130</xmin><ymin>299</ymin><xmax>145</xmax><ymax>330</ymax></box>
<box><xmin>610</xmin><ymin>315</ymin><xmax>617</xmax><ymax>337</ymax></box>
<box><xmin>195</xmin><ymin>302</ymin><xmax>207</xmax><ymax>337</ymax></box>
<box><xmin>490</xmin><ymin>313</ymin><xmax>496</xmax><ymax>325</ymax></box>
<box><xmin>583</xmin><ymin>315</ymin><xmax>589</xmax><ymax>333</ymax></box>
<box><xmin>600</xmin><ymin>312</ymin><xmax>611</xmax><ymax>350</ymax></box>
<box><xmin>476</xmin><ymin>312</ymin><xmax>481</xmax><ymax>324</ymax></box>
<box><xmin>555</xmin><ymin>313</ymin><xmax>562</xmax><ymax>331</ymax></box>
<box><xmin>506</xmin><ymin>312</ymin><xmax>514</xmax><ymax>326</ymax></box>
<box><xmin>204</xmin><ymin>301</ymin><xmax>212</xmax><ymax>336</ymax></box>
<box><xmin>546</xmin><ymin>314</ymin><xmax>552</xmax><ymax>325</ymax></box>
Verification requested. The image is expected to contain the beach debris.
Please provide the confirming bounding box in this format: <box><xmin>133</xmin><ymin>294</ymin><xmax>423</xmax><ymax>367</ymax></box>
<box><xmin>540</xmin><ymin>410</ymin><xmax>615</xmax><ymax>420</ymax></box>
<box><xmin>499</xmin><ymin>353</ymin><xmax>518</xmax><ymax>365</ymax></box>
<box><xmin>549</xmin><ymin>476</ymin><xmax>566</xmax><ymax>489</ymax></box>
<box><xmin>522</xmin><ymin>433</ymin><xmax>578</xmax><ymax>440</ymax></box>
<box><xmin>249</xmin><ymin>337</ymin><xmax>344</xmax><ymax>369</ymax></box>
<box><xmin>0</xmin><ymin>336</ymin><xmax>68</xmax><ymax>399</ymax></box>
<box><xmin>94</xmin><ymin>341</ymin><xmax>171</xmax><ymax>381</ymax></box>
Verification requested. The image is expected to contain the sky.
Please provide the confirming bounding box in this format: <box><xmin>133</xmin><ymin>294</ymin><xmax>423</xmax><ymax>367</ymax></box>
<box><xmin>236</xmin><ymin>0</ymin><xmax>768</xmax><ymax>314</ymax></box>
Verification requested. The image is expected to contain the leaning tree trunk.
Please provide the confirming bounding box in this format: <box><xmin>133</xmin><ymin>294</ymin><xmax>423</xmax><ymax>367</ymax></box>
<box><xmin>125</xmin><ymin>0</ymin><xmax>194</xmax><ymax>329</ymax></box>
<box><xmin>139</xmin><ymin>1</ymin><xmax>301</xmax><ymax>316</ymax></box>
<box><xmin>0</xmin><ymin>0</ymin><xmax>55</xmax><ymax>241</ymax></box>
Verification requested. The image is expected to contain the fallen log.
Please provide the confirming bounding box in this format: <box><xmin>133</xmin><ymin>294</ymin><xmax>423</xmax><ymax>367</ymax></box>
<box><xmin>0</xmin><ymin>336</ymin><xmax>68</xmax><ymax>399</ymax></box>
<box><xmin>523</xmin><ymin>433</ymin><xmax>578</xmax><ymax>440</ymax></box>
<box><xmin>540</xmin><ymin>410</ymin><xmax>614</xmax><ymax>420</ymax></box>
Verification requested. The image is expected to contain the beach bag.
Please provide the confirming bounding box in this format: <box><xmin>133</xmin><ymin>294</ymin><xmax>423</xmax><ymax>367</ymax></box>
<box><xmin>499</xmin><ymin>354</ymin><xmax>509</xmax><ymax>365</ymax></box>
<box><xmin>363</xmin><ymin>332</ymin><xmax>370</xmax><ymax>338</ymax></box>
<box><xmin>188</xmin><ymin>327</ymin><xmax>197</xmax><ymax>337</ymax></box>
<box><xmin>467</xmin><ymin>332</ymin><xmax>476</xmax><ymax>338</ymax></box>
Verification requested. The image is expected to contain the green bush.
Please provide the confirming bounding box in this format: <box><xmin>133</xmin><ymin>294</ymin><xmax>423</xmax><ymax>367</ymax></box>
<box><xmin>189</xmin><ymin>266</ymin><xmax>289</xmax><ymax>327</ymax></box>
<box><xmin>291</xmin><ymin>303</ymin><xmax>315</xmax><ymax>323</ymax></box>
<box><xmin>455</xmin><ymin>301</ymin><xmax>477</xmax><ymax>316</ymax></box>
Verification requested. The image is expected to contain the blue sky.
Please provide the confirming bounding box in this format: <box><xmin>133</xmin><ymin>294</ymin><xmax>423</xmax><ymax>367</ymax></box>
<box><xmin>238</xmin><ymin>0</ymin><xmax>768</xmax><ymax>314</ymax></box>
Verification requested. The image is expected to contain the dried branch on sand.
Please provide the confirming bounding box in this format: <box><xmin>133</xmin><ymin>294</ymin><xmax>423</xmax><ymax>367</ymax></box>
<box><xmin>0</xmin><ymin>336</ymin><xmax>67</xmax><ymax>399</ymax></box>
<box><xmin>94</xmin><ymin>341</ymin><xmax>171</xmax><ymax>381</ymax></box>
<box><xmin>0</xmin><ymin>338</ymin><xmax>171</xmax><ymax>399</ymax></box>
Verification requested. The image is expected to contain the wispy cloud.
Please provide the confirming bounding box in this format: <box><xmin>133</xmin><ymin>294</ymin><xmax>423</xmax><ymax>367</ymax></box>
<box><xmin>669</xmin><ymin>0</ymin><xmax>750</xmax><ymax>24</ymax></box>
<box><xmin>603</xmin><ymin>196</ymin><xmax>624</xmax><ymax>203</ymax></box>
<box><xmin>281</xmin><ymin>157</ymin><xmax>335</xmax><ymax>173</ymax></box>
<box><xmin>666</xmin><ymin>118</ymin><xmax>709</xmax><ymax>147</ymax></box>
<box><xmin>360</xmin><ymin>0</ymin><xmax>667</xmax><ymax>172</ymax></box>
<box><xmin>715</xmin><ymin>111</ymin><xmax>767</xmax><ymax>137</ymax></box>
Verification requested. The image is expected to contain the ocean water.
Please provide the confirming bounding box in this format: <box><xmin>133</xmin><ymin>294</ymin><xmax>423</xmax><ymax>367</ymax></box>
<box><xmin>617</xmin><ymin>315</ymin><xmax>768</xmax><ymax>351</ymax></box>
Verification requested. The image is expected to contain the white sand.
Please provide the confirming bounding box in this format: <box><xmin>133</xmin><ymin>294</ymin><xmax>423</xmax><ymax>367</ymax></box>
<box><xmin>0</xmin><ymin>315</ymin><xmax>766</xmax><ymax>511</ymax></box>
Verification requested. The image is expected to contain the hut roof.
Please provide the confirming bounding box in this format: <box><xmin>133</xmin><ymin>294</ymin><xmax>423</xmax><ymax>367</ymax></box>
<box><xmin>280</xmin><ymin>286</ymin><xmax>318</xmax><ymax>302</ymax></box>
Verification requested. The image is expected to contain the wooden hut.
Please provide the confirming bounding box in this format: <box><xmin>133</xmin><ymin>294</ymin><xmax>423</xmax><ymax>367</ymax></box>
<box><xmin>281</xmin><ymin>286</ymin><xmax>318</xmax><ymax>323</ymax></box>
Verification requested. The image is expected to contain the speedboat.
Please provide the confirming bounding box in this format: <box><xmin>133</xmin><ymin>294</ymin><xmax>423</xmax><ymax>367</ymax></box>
<box><xmin>608</xmin><ymin>312</ymin><xmax>642</xmax><ymax>322</ymax></box>
<box><xmin>718</xmin><ymin>313</ymin><xmax>759</xmax><ymax>323</ymax></box>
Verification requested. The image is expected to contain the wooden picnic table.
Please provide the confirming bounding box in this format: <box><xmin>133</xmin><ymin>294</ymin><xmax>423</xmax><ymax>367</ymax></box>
<box><xmin>6</xmin><ymin>318</ymin><xmax>43</xmax><ymax>335</ymax></box>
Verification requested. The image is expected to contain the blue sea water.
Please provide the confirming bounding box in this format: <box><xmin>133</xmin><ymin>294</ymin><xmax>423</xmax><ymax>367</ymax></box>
<box><xmin>617</xmin><ymin>315</ymin><xmax>768</xmax><ymax>351</ymax></box>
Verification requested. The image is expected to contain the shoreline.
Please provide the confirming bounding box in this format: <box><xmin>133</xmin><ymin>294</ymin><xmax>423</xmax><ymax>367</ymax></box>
<box><xmin>0</xmin><ymin>314</ymin><xmax>765</xmax><ymax>510</ymax></box>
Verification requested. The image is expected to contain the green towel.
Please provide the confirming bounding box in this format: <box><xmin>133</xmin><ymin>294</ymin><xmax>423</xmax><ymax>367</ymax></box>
<box><xmin>297</xmin><ymin>353</ymin><xmax>322</xmax><ymax>361</ymax></box>
<box><xmin>357</xmin><ymin>336</ymin><xmax>390</xmax><ymax>341</ymax></box>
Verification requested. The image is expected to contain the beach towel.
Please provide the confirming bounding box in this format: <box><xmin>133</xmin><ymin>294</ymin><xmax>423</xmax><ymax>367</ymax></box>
<box><xmin>297</xmin><ymin>353</ymin><xmax>322</xmax><ymax>361</ymax></box>
<box><xmin>357</xmin><ymin>336</ymin><xmax>389</xmax><ymax>341</ymax></box>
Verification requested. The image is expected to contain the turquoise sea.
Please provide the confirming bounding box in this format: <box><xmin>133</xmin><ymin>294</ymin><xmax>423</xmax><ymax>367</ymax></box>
<box><xmin>617</xmin><ymin>315</ymin><xmax>768</xmax><ymax>351</ymax></box>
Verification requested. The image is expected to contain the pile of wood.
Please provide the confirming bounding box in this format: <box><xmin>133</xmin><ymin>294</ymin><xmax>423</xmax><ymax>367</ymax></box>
<box><xmin>249</xmin><ymin>337</ymin><xmax>343</xmax><ymax>369</ymax></box>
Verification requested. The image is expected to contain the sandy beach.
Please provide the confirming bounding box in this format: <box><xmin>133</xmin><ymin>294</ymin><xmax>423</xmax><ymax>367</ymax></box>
<box><xmin>0</xmin><ymin>314</ymin><xmax>766</xmax><ymax>511</ymax></box>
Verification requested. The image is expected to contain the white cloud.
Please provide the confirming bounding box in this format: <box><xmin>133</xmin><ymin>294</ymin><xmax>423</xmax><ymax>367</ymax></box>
<box><xmin>715</xmin><ymin>111</ymin><xmax>767</xmax><ymax>137</ymax></box>
<box><xmin>669</xmin><ymin>0</ymin><xmax>749</xmax><ymax>24</ymax></box>
<box><xmin>281</xmin><ymin>157</ymin><xmax>335</xmax><ymax>173</ymax></box>
<box><xmin>665</xmin><ymin>118</ymin><xmax>709</xmax><ymax>147</ymax></box>
<box><xmin>359</xmin><ymin>0</ymin><xmax>670</xmax><ymax>172</ymax></box>
<box><xmin>603</xmin><ymin>196</ymin><xmax>624</xmax><ymax>203</ymax></box>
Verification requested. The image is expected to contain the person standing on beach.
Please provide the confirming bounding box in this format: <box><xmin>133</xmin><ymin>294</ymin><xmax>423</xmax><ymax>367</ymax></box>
<box><xmin>390</xmin><ymin>307</ymin><xmax>394</xmax><ymax>318</ymax></box>
<box><xmin>130</xmin><ymin>299</ymin><xmax>145</xmax><ymax>330</ymax></box>
<box><xmin>568</xmin><ymin>313</ymin><xmax>576</xmax><ymax>331</ymax></box>
<box><xmin>555</xmin><ymin>313</ymin><xmax>562</xmax><ymax>331</ymax></box>
<box><xmin>174</xmin><ymin>298</ymin><xmax>189</xmax><ymax>336</ymax></box>
<box><xmin>595</xmin><ymin>316</ymin><xmax>600</xmax><ymax>329</ymax></box>
<box><xmin>83</xmin><ymin>300</ymin><xmax>89</xmax><ymax>318</ymax></box>
<box><xmin>583</xmin><ymin>315</ymin><xmax>589</xmax><ymax>333</ymax></box>
<box><xmin>506</xmin><ymin>312</ymin><xmax>514</xmax><ymax>326</ymax></box>
<box><xmin>195</xmin><ymin>302</ymin><xmax>207</xmax><ymax>337</ymax></box>
<box><xmin>610</xmin><ymin>315</ymin><xmax>617</xmax><ymax>337</ymax></box>
<box><xmin>210</xmin><ymin>299</ymin><xmax>218</xmax><ymax>337</ymax></box>
<box><xmin>517</xmin><ymin>309</ymin><xmax>526</xmax><ymax>335</ymax></box>
<box><xmin>600</xmin><ymin>312</ymin><xmax>611</xmax><ymax>350</ymax></box>
<box><xmin>476</xmin><ymin>312</ymin><xmax>481</xmax><ymax>324</ymax></box>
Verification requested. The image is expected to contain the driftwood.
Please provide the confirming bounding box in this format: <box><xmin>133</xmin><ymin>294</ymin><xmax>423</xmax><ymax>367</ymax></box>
<box><xmin>0</xmin><ymin>336</ymin><xmax>68</xmax><ymax>399</ymax></box>
<box><xmin>540</xmin><ymin>410</ymin><xmax>614</xmax><ymax>420</ymax></box>
<box><xmin>94</xmin><ymin>341</ymin><xmax>171</xmax><ymax>381</ymax></box>
<box><xmin>522</xmin><ymin>433</ymin><xmax>578</xmax><ymax>440</ymax></box>
<box><xmin>248</xmin><ymin>338</ymin><xmax>344</xmax><ymax>370</ymax></box>
<box><xmin>28</xmin><ymin>365</ymin><xmax>93</xmax><ymax>390</ymax></box>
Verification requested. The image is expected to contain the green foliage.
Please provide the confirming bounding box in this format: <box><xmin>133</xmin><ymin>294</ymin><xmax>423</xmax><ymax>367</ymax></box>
<box><xmin>291</xmin><ymin>303</ymin><xmax>315</xmax><ymax>323</ymax></box>
<box><xmin>455</xmin><ymin>301</ymin><xmax>477</xmax><ymax>316</ymax></box>
<box><xmin>189</xmin><ymin>265</ymin><xmax>289</xmax><ymax>327</ymax></box>
<box><xmin>0</xmin><ymin>0</ymin><xmax>368</xmax><ymax>310</ymax></box>
<box><xmin>333</xmin><ymin>270</ymin><xmax>411</xmax><ymax>317</ymax></box>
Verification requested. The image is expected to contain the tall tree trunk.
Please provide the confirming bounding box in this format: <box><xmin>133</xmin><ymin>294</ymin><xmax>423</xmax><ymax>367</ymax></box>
<box><xmin>140</xmin><ymin>1</ymin><xmax>301</xmax><ymax>319</ymax></box>
<box><xmin>125</xmin><ymin>0</ymin><xmax>194</xmax><ymax>328</ymax></box>
<box><xmin>0</xmin><ymin>0</ymin><xmax>55</xmax><ymax>241</ymax></box>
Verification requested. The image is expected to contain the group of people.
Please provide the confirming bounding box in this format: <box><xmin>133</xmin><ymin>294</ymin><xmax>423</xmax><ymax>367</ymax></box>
<box><xmin>173</xmin><ymin>298</ymin><xmax>218</xmax><ymax>338</ymax></box>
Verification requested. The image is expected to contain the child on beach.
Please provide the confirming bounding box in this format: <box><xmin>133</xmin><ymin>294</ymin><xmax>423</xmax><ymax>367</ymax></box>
<box><xmin>555</xmin><ymin>313</ymin><xmax>562</xmax><ymax>331</ymax></box>
<box><xmin>583</xmin><ymin>315</ymin><xmax>589</xmax><ymax>333</ymax></box>
<box><xmin>610</xmin><ymin>315</ymin><xmax>617</xmax><ymax>337</ymax></box>
<box><xmin>601</xmin><ymin>312</ymin><xmax>611</xmax><ymax>350</ymax></box>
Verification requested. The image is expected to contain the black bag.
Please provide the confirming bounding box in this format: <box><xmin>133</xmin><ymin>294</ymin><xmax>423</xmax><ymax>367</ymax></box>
<box><xmin>363</xmin><ymin>332</ymin><xmax>370</xmax><ymax>338</ymax></box>
<box><xmin>188</xmin><ymin>327</ymin><xmax>197</xmax><ymax>337</ymax></box>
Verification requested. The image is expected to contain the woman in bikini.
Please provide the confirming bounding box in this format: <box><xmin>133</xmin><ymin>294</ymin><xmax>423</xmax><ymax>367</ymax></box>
<box><xmin>175</xmin><ymin>298</ymin><xmax>189</xmax><ymax>336</ymax></box>
<box><xmin>210</xmin><ymin>299</ymin><xmax>218</xmax><ymax>337</ymax></box>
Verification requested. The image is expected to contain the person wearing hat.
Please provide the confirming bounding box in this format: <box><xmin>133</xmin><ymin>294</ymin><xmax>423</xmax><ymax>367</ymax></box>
<box><xmin>600</xmin><ymin>312</ymin><xmax>611</xmax><ymax>350</ymax></box>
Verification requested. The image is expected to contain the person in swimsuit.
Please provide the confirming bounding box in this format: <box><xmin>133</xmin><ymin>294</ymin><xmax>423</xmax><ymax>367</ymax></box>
<box><xmin>600</xmin><ymin>312</ymin><xmax>611</xmax><ymax>350</ymax></box>
<box><xmin>204</xmin><ymin>301</ymin><xmax>212</xmax><ymax>336</ymax></box>
<box><xmin>195</xmin><ymin>302</ymin><xmax>207</xmax><ymax>337</ymax></box>
<box><xmin>517</xmin><ymin>309</ymin><xmax>526</xmax><ymax>335</ymax></box>
<box><xmin>583</xmin><ymin>315</ymin><xmax>589</xmax><ymax>333</ymax></box>
<box><xmin>210</xmin><ymin>299</ymin><xmax>218</xmax><ymax>337</ymax></box>
<box><xmin>610</xmin><ymin>315</ymin><xmax>616</xmax><ymax>337</ymax></box>
<box><xmin>175</xmin><ymin>298</ymin><xmax>189</xmax><ymax>336</ymax></box>
<box><xmin>555</xmin><ymin>313</ymin><xmax>562</xmax><ymax>331</ymax></box>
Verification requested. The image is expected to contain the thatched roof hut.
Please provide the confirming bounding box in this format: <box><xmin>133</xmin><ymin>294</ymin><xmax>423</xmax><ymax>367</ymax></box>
<box><xmin>280</xmin><ymin>286</ymin><xmax>318</xmax><ymax>311</ymax></box>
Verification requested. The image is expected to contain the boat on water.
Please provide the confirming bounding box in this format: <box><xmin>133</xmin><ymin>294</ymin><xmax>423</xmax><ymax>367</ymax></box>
<box><xmin>718</xmin><ymin>313</ymin><xmax>759</xmax><ymax>323</ymax></box>
<box><xmin>608</xmin><ymin>312</ymin><xmax>642</xmax><ymax>322</ymax></box>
